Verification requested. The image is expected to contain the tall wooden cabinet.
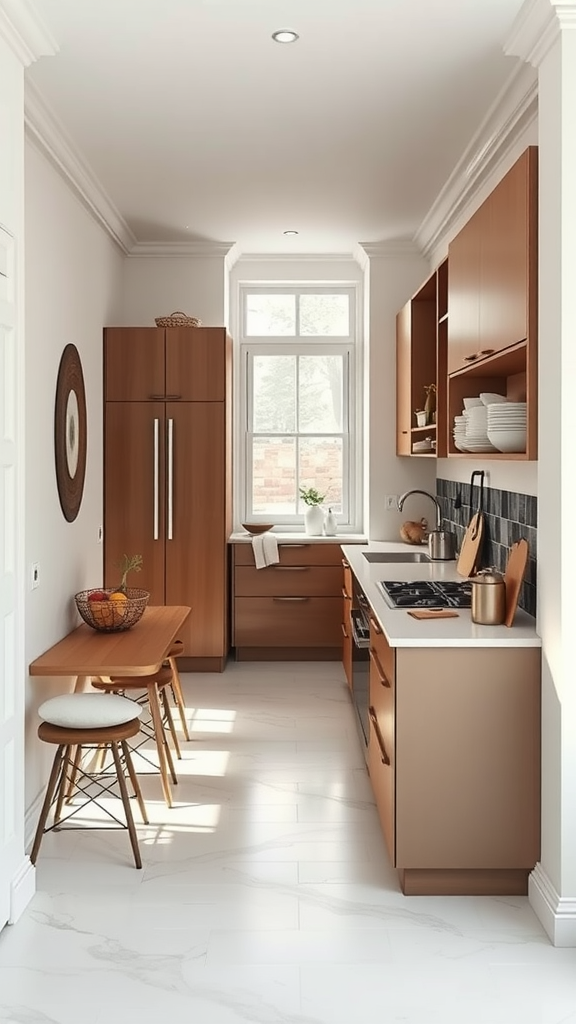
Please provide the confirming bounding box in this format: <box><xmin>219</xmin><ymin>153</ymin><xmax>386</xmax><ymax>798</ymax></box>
<box><xmin>103</xmin><ymin>326</ymin><xmax>232</xmax><ymax>669</ymax></box>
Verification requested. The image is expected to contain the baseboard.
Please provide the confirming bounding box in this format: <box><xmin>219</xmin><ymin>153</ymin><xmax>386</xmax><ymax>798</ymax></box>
<box><xmin>529</xmin><ymin>863</ymin><xmax>576</xmax><ymax>946</ymax></box>
<box><xmin>234</xmin><ymin>647</ymin><xmax>341</xmax><ymax>661</ymax></box>
<box><xmin>9</xmin><ymin>857</ymin><xmax>36</xmax><ymax>924</ymax></box>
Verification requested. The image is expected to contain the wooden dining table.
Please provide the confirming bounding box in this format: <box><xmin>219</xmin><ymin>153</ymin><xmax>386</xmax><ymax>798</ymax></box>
<box><xmin>29</xmin><ymin>605</ymin><xmax>191</xmax><ymax>690</ymax></box>
<box><xmin>29</xmin><ymin>605</ymin><xmax>192</xmax><ymax>807</ymax></box>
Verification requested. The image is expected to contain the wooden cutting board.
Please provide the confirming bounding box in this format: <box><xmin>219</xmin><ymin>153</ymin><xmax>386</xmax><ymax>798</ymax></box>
<box><xmin>504</xmin><ymin>538</ymin><xmax>529</xmax><ymax>627</ymax></box>
<box><xmin>456</xmin><ymin>511</ymin><xmax>484</xmax><ymax>577</ymax></box>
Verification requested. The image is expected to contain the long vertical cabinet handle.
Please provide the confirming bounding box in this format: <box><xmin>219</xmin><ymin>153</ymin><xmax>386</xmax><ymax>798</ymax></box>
<box><xmin>167</xmin><ymin>417</ymin><xmax>174</xmax><ymax>541</ymax></box>
<box><xmin>153</xmin><ymin>418</ymin><xmax>159</xmax><ymax>540</ymax></box>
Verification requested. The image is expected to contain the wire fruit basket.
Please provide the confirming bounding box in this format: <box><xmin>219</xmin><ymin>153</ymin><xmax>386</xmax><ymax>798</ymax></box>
<box><xmin>75</xmin><ymin>588</ymin><xmax>150</xmax><ymax>632</ymax></box>
<box><xmin>154</xmin><ymin>311</ymin><xmax>202</xmax><ymax>328</ymax></box>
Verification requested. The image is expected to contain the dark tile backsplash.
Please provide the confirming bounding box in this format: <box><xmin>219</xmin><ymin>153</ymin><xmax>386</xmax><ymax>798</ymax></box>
<box><xmin>436</xmin><ymin>478</ymin><xmax>537</xmax><ymax>618</ymax></box>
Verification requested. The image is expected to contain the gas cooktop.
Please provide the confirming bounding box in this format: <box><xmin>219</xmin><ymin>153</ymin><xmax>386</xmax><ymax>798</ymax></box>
<box><xmin>378</xmin><ymin>579</ymin><xmax>472</xmax><ymax>609</ymax></box>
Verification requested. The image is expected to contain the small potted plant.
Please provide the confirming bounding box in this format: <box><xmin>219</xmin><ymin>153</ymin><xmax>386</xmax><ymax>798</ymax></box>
<box><xmin>299</xmin><ymin>486</ymin><xmax>326</xmax><ymax>536</ymax></box>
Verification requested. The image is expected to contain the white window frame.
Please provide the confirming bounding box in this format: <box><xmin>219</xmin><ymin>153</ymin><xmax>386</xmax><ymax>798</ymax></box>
<box><xmin>234</xmin><ymin>283</ymin><xmax>363</xmax><ymax>533</ymax></box>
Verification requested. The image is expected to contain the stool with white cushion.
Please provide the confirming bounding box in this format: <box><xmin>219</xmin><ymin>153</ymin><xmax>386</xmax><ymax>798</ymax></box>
<box><xmin>30</xmin><ymin>693</ymin><xmax>147</xmax><ymax>869</ymax></box>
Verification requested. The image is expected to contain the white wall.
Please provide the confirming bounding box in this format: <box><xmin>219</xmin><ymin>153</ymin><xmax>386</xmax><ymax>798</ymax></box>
<box><xmin>121</xmin><ymin>255</ymin><xmax>227</xmax><ymax>327</ymax></box>
<box><xmin>24</xmin><ymin>139</ymin><xmax>125</xmax><ymax>823</ymax></box>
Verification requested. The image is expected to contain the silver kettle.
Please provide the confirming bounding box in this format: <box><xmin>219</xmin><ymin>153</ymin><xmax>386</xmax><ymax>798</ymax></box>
<box><xmin>470</xmin><ymin>568</ymin><xmax>506</xmax><ymax>625</ymax></box>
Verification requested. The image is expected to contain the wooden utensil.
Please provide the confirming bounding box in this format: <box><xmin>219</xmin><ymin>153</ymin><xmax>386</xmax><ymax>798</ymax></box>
<box><xmin>503</xmin><ymin>538</ymin><xmax>529</xmax><ymax>627</ymax></box>
<box><xmin>456</xmin><ymin>470</ymin><xmax>485</xmax><ymax>577</ymax></box>
<box><xmin>408</xmin><ymin>609</ymin><xmax>459</xmax><ymax>620</ymax></box>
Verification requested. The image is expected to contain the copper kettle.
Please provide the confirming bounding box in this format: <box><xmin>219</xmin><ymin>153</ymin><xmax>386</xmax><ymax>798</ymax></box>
<box><xmin>470</xmin><ymin>568</ymin><xmax>506</xmax><ymax>625</ymax></box>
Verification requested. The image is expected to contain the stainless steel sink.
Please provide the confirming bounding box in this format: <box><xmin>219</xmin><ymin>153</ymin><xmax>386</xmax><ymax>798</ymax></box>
<box><xmin>362</xmin><ymin>550</ymin><xmax>431</xmax><ymax>563</ymax></box>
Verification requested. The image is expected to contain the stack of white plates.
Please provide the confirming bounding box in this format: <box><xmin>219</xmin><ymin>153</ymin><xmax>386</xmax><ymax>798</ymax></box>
<box><xmin>462</xmin><ymin>405</ymin><xmax>498</xmax><ymax>452</ymax></box>
<box><xmin>453</xmin><ymin>414</ymin><xmax>468</xmax><ymax>451</ymax></box>
<box><xmin>486</xmin><ymin>402</ymin><xmax>527</xmax><ymax>452</ymax></box>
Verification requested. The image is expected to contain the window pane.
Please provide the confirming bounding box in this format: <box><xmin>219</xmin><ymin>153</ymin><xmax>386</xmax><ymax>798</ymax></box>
<box><xmin>300</xmin><ymin>294</ymin><xmax>349</xmax><ymax>335</ymax></box>
<box><xmin>298</xmin><ymin>355</ymin><xmax>343</xmax><ymax>433</ymax></box>
<box><xmin>246</xmin><ymin>294</ymin><xmax>295</xmax><ymax>336</ymax></box>
<box><xmin>252</xmin><ymin>437</ymin><xmax>296</xmax><ymax>513</ymax></box>
<box><xmin>299</xmin><ymin>437</ymin><xmax>343</xmax><ymax>513</ymax></box>
<box><xmin>253</xmin><ymin>355</ymin><xmax>296</xmax><ymax>432</ymax></box>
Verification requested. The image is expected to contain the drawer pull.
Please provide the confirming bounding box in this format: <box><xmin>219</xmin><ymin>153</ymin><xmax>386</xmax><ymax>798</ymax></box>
<box><xmin>279</xmin><ymin>543</ymin><xmax>310</xmax><ymax>548</ymax></box>
<box><xmin>272</xmin><ymin>565</ymin><xmax>309</xmax><ymax>571</ymax></box>
<box><xmin>369</xmin><ymin>648</ymin><xmax>391</xmax><ymax>688</ymax></box>
<box><xmin>369</xmin><ymin>707</ymin><xmax>390</xmax><ymax>765</ymax></box>
<box><xmin>272</xmin><ymin>596</ymin><xmax>309</xmax><ymax>602</ymax></box>
<box><xmin>369</xmin><ymin>615</ymin><xmax>382</xmax><ymax>635</ymax></box>
<box><xmin>341</xmin><ymin>622</ymin><xmax>349</xmax><ymax>638</ymax></box>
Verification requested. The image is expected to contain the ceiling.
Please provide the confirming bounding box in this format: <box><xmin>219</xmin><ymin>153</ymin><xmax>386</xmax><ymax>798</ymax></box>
<box><xmin>25</xmin><ymin>0</ymin><xmax>529</xmax><ymax>255</ymax></box>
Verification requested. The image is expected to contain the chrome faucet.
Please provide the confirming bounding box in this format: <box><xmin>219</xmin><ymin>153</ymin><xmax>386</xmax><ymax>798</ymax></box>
<box><xmin>397</xmin><ymin>489</ymin><xmax>442</xmax><ymax>530</ymax></box>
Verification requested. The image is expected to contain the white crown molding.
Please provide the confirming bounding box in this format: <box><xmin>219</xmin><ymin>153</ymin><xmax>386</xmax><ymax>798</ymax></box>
<box><xmin>233</xmin><ymin>251</ymin><xmax>361</xmax><ymax>263</ymax></box>
<box><xmin>130</xmin><ymin>241</ymin><xmax>235</xmax><ymax>258</ymax></box>
<box><xmin>505</xmin><ymin>0</ymin><xmax>576</xmax><ymax>68</ymax></box>
<box><xmin>24</xmin><ymin>80</ymin><xmax>136</xmax><ymax>254</ymax></box>
<box><xmin>415</xmin><ymin>62</ymin><xmax>538</xmax><ymax>261</ymax></box>
<box><xmin>358</xmin><ymin>240</ymin><xmax>422</xmax><ymax>259</ymax></box>
<box><xmin>529</xmin><ymin>863</ymin><xmax>576</xmax><ymax>946</ymax></box>
<box><xmin>0</xmin><ymin>0</ymin><xmax>57</xmax><ymax>66</ymax></box>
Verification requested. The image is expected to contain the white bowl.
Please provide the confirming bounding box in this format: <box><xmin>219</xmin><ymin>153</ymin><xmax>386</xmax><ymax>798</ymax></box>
<box><xmin>487</xmin><ymin>428</ymin><xmax>527</xmax><ymax>452</ymax></box>
<box><xmin>479</xmin><ymin>392</ymin><xmax>508</xmax><ymax>405</ymax></box>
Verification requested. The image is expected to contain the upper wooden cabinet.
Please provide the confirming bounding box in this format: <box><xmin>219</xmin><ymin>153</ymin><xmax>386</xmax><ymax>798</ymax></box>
<box><xmin>105</xmin><ymin>326</ymin><xmax>226</xmax><ymax>402</ymax></box>
<box><xmin>396</xmin><ymin>263</ymin><xmax>447</xmax><ymax>457</ymax></box>
<box><xmin>397</xmin><ymin>146</ymin><xmax>538</xmax><ymax>461</ymax></box>
<box><xmin>448</xmin><ymin>147</ymin><xmax>537</xmax><ymax>374</ymax></box>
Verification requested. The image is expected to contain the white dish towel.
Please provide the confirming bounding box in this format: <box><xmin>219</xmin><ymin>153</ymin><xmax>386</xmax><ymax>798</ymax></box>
<box><xmin>252</xmin><ymin>532</ymin><xmax>280</xmax><ymax>569</ymax></box>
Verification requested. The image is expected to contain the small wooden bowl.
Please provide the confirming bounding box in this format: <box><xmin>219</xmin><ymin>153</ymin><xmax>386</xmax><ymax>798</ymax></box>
<box><xmin>241</xmin><ymin>523</ymin><xmax>274</xmax><ymax>536</ymax></box>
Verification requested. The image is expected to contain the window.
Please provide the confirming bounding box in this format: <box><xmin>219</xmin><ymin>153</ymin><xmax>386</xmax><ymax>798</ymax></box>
<box><xmin>237</xmin><ymin>286</ymin><xmax>361</xmax><ymax>530</ymax></box>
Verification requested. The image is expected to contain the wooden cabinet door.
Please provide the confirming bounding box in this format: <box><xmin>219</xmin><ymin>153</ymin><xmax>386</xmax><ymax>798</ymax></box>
<box><xmin>396</xmin><ymin>302</ymin><xmax>412</xmax><ymax>455</ymax></box>
<box><xmin>447</xmin><ymin>207</ymin><xmax>481</xmax><ymax>373</ymax></box>
<box><xmin>480</xmin><ymin>150</ymin><xmax>531</xmax><ymax>356</ymax></box>
<box><xmin>166</xmin><ymin>327</ymin><xmax>227</xmax><ymax>402</ymax></box>
<box><xmin>164</xmin><ymin>401</ymin><xmax>227</xmax><ymax>657</ymax></box>
<box><xmin>104</xmin><ymin>328</ymin><xmax>165</xmax><ymax>401</ymax></box>
<box><xmin>104</xmin><ymin>402</ymin><xmax>166</xmax><ymax>605</ymax></box>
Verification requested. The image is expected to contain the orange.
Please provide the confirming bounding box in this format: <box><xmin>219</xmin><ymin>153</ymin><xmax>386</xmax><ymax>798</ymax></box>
<box><xmin>110</xmin><ymin>590</ymin><xmax>128</xmax><ymax>625</ymax></box>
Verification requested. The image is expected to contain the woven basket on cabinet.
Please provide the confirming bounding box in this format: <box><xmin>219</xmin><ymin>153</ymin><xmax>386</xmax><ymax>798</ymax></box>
<box><xmin>154</xmin><ymin>311</ymin><xmax>202</xmax><ymax>328</ymax></box>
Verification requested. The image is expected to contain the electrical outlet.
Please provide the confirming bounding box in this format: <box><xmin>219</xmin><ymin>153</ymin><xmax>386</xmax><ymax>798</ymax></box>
<box><xmin>385</xmin><ymin>494</ymin><xmax>399</xmax><ymax>511</ymax></box>
<box><xmin>31</xmin><ymin>562</ymin><xmax>40</xmax><ymax>589</ymax></box>
<box><xmin>97</xmin><ymin>525</ymin><xmax>103</xmax><ymax>543</ymax></box>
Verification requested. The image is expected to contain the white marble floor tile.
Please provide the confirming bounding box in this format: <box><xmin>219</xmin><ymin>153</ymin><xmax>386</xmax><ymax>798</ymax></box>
<box><xmin>3</xmin><ymin>661</ymin><xmax>575</xmax><ymax>1024</ymax></box>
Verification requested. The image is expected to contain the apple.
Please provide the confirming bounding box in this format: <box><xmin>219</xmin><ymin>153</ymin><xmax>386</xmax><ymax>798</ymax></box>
<box><xmin>88</xmin><ymin>590</ymin><xmax>108</xmax><ymax>601</ymax></box>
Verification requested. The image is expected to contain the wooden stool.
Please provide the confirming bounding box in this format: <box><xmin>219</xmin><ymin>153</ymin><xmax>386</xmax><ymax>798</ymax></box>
<box><xmin>91</xmin><ymin>666</ymin><xmax>180</xmax><ymax>808</ymax></box>
<box><xmin>31</xmin><ymin>693</ymin><xmax>147</xmax><ymax>869</ymax></box>
<box><xmin>163</xmin><ymin>640</ymin><xmax>191</xmax><ymax>742</ymax></box>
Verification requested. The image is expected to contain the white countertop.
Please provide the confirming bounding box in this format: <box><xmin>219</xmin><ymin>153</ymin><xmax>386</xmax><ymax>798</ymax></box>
<box><xmin>341</xmin><ymin>541</ymin><xmax>541</xmax><ymax>649</ymax></box>
<box><xmin>229</xmin><ymin>532</ymin><xmax>368</xmax><ymax>543</ymax></box>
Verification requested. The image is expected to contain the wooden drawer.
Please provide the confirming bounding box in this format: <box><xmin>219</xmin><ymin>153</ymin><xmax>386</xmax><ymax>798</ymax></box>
<box><xmin>233</xmin><ymin>542</ymin><xmax>343</xmax><ymax>567</ymax></box>
<box><xmin>342</xmin><ymin>561</ymin><xmax>353</xmax><ymax>600</ymax></box>
<box><xmin>342</xmin><ymin>591</ymin><xmax>353</xmax><ymax>689</ymax></box>
<box><xmin>368</xmin><ymin>717</ymin><xmax>395</xmax><ymax>865</ymax></box>
<box><xmin>233</xmin><ymin>597</ymin><xmax>341</xmax><ymax>647</ymax></box>
<box><xmin>368</xmin><ymin>614</ymin><xmax>395</xmax><ymax>688</ymax></box>
<box><xmin>234</xmin><ymin>564</ymin><xmax>342</xmax><ymax>597</ymax></box>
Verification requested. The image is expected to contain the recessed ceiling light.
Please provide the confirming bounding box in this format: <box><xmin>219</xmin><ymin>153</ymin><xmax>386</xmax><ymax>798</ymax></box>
<box><xmin>283</xmin><ymin>230</ymin><xmax>299</xmax><ymax>236</ymax></box>
<box><xmin>272</xmin><ymin>29</ymin><xmax>299</xmax><ymax>43</ymax></box>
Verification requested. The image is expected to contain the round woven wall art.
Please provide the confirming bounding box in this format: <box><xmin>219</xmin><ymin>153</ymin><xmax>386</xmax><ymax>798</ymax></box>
<box><xmin>54</xmin><ymin>343</ymin><xmax>87</xmax><ymax>522</ymax></box>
